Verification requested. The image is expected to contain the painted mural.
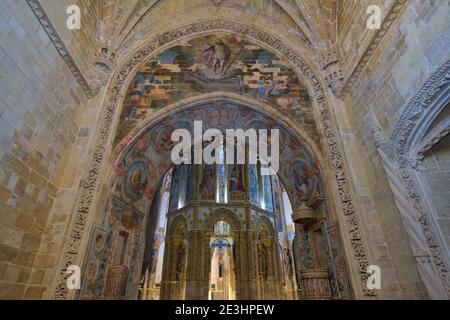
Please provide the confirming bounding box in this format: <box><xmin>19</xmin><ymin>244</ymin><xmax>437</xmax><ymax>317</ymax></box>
<box><xmin>115</xmin><ymin>34</ymin><xmax>316</xmax><ymax>145</ymax></box>
<box><xmin>248</xmin><ymin>164</ymin><xmax>259</xmax><ymax>205</ymax></box>
<box><xmin>81</xmin><ymin>102</ymin><xmax>323</xmax><ymax>299</ymax></box>
<box><xmin>229</xmin><ymin>164</ymin><xmax>245</xmax><ymax>201</ymax></box>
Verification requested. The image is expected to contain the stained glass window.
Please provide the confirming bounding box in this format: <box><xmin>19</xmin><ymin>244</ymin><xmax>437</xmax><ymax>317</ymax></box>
<box><xmin>216</xmin><ymin>149</ymin><xmax>227</xmax><ymax>204</ymax></box>
<box><xmin>249</xmin><ymin>164</ymin><xmax>259</xmax><ymax>205</ymax></box>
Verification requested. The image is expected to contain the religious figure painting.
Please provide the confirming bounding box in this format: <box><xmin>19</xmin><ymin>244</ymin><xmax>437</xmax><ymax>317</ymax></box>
<box><xmin>200</xmin><ymin>163</ymin><xmax>216</xmax><ymax>200</ymax></box>
<box><xmin>115</xmin><ymin>34</ymin><xmax>314</xmax><ymax>145</ymax></box>
<box><xmin>229</xmin><ymin>164</ymin><xmax>245</xmax><ymax>200</ymax></box>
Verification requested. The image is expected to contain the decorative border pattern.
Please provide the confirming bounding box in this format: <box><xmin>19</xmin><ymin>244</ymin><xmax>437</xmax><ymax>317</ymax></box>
<box><xmin>50</xmin><ymin>19</ymin><xmax>375</xmax><ymax>299</ymax></box>
<box><xmin>26</xmin><ymin>0</ymin><xmax>94</xmax><ymax>98</ymax></box>
<box><xmin>386</xmin><ymin>60</ymin><xmax>450</xmax><ymax>295</ymax></box>
<box><xmin>340</xmin><ymin>0</ymin><xmax>407</xmax><ymax>97</ymax></box>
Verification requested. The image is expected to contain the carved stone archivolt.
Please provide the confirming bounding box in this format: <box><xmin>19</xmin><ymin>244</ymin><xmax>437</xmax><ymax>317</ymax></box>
<box><xmin>382</xmin><ymin>60</ymin><xmax>450</xmax><ymax>297</ymax></box>
<box><xmin>49</xmin><ymin>19</ymin><xmax>375</xmax><ymax>299</ymax></box>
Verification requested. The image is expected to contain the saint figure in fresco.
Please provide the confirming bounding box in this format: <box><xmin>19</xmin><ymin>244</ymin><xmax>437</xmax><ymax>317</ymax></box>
<box><xmin>129</xmin><ymin>167</ymin><xmax>149</xmax><ymax>196</ymax></box>
<box><xmin>201</xmin><ymin>164</ymin><xmax>215</xmax><ymax>195</ymax></box>
<box><xmin>229</xmin><ymin>165</ymin><xmax>244</xmax><ymax>192</ymax></box>
<box><xmin>203</xmin><ymin>39</ymin><xmax>231</xmax><ymax>76</ymax></box>
<box><xmin>293</xmin><ymin>163</ymin><xmax>311</xmax><ymax>199</ymax></box>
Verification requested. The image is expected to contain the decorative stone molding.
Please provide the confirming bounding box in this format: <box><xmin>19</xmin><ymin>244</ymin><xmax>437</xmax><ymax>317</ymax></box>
<box><xmin>415</xmin><ymin>118</ymin><xmax>450</xmax><ymax>162</ymax></box>
<box><xmin>26</xmin><ymin>0</ymin><xmax>95</xmax><ymax>98</ymax></box>
<box><xmin>380</xmin><ymin>61</ymin><xmax>450</xmax><ymax>298</ymax></box>
<box><xmin>340</xmin><ymin>0</ymin><xmax>407</xmax><ymax>98</ymax></box>
<box><xmin>388</xmin><ymin>61</ymin><xmax>450</xmax><ymax>160</ymax></box>
<box><xmin>292</xmin><ymin>201</ymin><xmax>316</xmax><ymax>226</ymax></box>
<box><xmin>51</xmin><ymin>19</ymin><xmax>375</xmax><ymax>299</ymax></box>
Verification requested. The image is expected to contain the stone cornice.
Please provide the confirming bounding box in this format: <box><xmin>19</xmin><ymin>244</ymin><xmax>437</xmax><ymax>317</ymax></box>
<box><xmin>26</xmin><ymin>0</ymin><xmax>95</xmax><ymax>98</ymax></box>
<box><xmin>340</xmin><ymin>0</ymin><xmax>407</xmax><ymax>98</ymax></box>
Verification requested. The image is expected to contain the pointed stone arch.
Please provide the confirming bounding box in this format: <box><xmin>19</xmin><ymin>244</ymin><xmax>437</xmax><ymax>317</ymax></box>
<box><xmin>51</xmin><ymin>19</ymin><xmax>374</xmax><ymax>300</ymax></box>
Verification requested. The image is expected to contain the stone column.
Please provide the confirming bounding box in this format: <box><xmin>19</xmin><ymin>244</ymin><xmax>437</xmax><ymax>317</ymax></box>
<box><xmin>160</xmin><ymin>236</ymin><xmax>186</xmax><ymax>300</ymax></box>
<box><xmin>184</xmin><ymin>230</ymin><xmax>210</xmax><ymax>299</ymax></box>
<box><xmin>234</xmin><ymin>230</ymin><xmax>259</xmax><ymax>299</ymax></box>
<box><xmin>266</xmin><ymin>238</ymin><xmax>284</xmax><ymax>299</ymax></box>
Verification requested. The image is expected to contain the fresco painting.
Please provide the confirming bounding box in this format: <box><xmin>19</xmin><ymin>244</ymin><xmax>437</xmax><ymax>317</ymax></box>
<box><xmin>229</xmin><ymin>164</ymin><xmax>245</xmax><ymax>200</ymax></box>
<box><xmin>186</xmin><ymin>165</ymin><xmax>196</xmax><ymax>203</ymax></box>
<box><xmin>115</xmin><ymin>34</ymin><xmax>314</xmax><ymax>145</ymax></box>
<box><xmin>111</xmin><ymin>102</ymin><xmax>321</xmax><ymax>212</ymax></box>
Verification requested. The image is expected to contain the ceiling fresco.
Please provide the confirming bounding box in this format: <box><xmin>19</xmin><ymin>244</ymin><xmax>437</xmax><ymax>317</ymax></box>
<box><xmin>114</xmin><ymin>34</ymin><xmax>318</xmax><ymax>145</ymax></box>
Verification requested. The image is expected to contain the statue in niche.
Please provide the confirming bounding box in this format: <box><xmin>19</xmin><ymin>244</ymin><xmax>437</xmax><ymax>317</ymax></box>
<box><xmin>283</xmin><ymin>248</ymin><xmax>293</xmax><ymax>277</ymax></box>
<box><xmin>257</xmin><ymin>242</ymin><xmax>268</xmax><ymax>280</ymax></box>
<box><xmin>217</xmin><ymin>248</ymin><xmax>225</xmax><ymax>278</ymax></box>
<box><xmin>175</xmin><ymin>242</ymin><xmax>186</xmax><ymax>281</ymax></box>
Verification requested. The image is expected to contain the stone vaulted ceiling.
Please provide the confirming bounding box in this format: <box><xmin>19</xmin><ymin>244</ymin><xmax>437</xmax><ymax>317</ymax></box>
<box><xmin>99</xmin><ymin>0</ymin><xmax>337</xmax><ymax>53</ymax></box>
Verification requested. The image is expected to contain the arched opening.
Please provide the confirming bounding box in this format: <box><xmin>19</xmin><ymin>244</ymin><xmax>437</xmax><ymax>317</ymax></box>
<box><xmin>208</xmin><ymin>221</ymin><xmax>236</xmax><ymax>300</ymax></box>
<box><xmin>138</xmin><ymin>169</ymin><xmax>172</xmax><ymax>300</ymax></box>
<box><xmin>76</xmin><ymin>32</ymin><xmax>355</xmax><ymax>301</ymax></box>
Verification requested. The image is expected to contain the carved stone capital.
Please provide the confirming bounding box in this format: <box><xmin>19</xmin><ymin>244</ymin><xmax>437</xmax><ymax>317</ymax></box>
<box><xmin>318</xmin><ymin>50</ymin><xmax>344</xmax><ymax>97</ymax></box>
<box><xmin>88</xmin><ymin>48</ymin><xmax>116</xmax><ymax>97</ymax></box>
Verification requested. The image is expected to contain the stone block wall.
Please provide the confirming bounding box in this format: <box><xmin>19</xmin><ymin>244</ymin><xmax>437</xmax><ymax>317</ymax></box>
<box><xmin>419</xmin><ymin>135</ymin><xmax>450</xmax><ymax>250</ymax></box>
<box><xmin>0</xmin><ymin>0</ymin><xmax>100</xmax><ymax>299</ymax></box>
<box><xmin>338</xmin><ymin>0</ymin><xmax>450</xmax><ymax>299</ymax></box>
